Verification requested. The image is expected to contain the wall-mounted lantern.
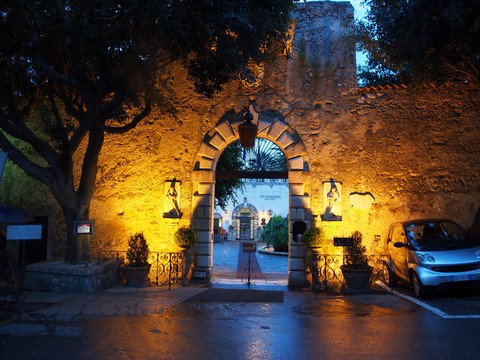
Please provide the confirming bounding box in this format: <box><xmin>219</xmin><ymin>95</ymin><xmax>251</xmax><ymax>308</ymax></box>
<box><xmin>238</xmin><ymin>98</ymin><xmax>258</xmax><ymax>149</ymax></box>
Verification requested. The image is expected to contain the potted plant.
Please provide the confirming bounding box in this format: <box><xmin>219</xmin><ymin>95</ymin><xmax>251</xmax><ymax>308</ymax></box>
<box><xmin>174</xmin><ymin>227</ymin><xmax>196</xmax><ymax>284</ymax></box>
<box><xmin>302</xmin><ymin>226</ymin><xmax>325</xmax><ymax>248</ymax></box>
<box><xmin>340</xmin><ymin>230</ymin><xmax>373</xmax><ymax>292</ymax></box>
<box><xmin>122</xmin><ymin>232</ymin><xmax>151</xmax><ymax>287</ymax></box>
<box><xmin>301</xmin><ymin>226</ymin><xmax>325</xmax><ymax>284</ymax></box>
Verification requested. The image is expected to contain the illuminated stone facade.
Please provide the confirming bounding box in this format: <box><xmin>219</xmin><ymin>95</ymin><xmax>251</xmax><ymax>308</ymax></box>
<box><xmin>2</xmin><ymin>2</ymin><xmax>480</xmax><ymax>286</ymax></box>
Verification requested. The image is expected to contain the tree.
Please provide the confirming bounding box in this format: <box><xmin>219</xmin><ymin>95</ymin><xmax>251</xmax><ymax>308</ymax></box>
<box><xmin>244</xmin><ymin>138</ymin><xmax>287</xmax><ymax>172</ymax></box>
<box><xmin>356</xmin><ymin>0</ymin><xmax>480</xmax><ymax>86</ymax></box>
<box><xmin>260</xmin><ymin>214</ymin><xmax>288</xmax><ymax>252</ymax></box>
<box><xmin>215</xmin><ymin>140</ymin><xmax>245</xmax><ymax>211</ymax></box>
<box><xmin>0</xmin><ymin>0</ymin><xmax>295</xmax><ymax>263</ymax></box>
<box><xmin>215</xmin><ymin>138</ymin><xmax>287</xmax><ymax>210</ymax></box>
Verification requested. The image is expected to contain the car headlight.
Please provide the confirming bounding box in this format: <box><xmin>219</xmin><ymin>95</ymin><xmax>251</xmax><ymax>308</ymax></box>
<box><xmin>417</xmin><ymin>253</ymin><xmax>436</xmax><ymax>263</ymax></box>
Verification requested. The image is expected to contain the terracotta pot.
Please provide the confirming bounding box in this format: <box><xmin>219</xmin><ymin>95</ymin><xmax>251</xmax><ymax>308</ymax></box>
<box><xmin>122</xmin><ymin>264</ymin><xmax>151</xmax><ymax>287</ymax></box>
<box><xmin>340</xmin><ymin>265</ymin><xmax>373</xmax><ymax>292</ymax></box>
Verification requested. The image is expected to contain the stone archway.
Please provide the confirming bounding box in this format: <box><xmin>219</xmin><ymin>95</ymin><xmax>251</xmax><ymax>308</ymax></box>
<box><xmin>191</xmin><ymin>110</ymin><xmax>312</xmax><ymax>287</ymax></box>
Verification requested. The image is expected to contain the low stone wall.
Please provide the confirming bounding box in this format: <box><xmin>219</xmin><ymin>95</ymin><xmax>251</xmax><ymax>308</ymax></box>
<box><xmin>25</xmin><ymin>258</ymin><xmax>121</xmax><ymax>294</ymax></box>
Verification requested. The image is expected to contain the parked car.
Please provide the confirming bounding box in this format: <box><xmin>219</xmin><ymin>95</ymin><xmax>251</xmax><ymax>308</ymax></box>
<box><xmin>382</xmin><ymin>219</ymin><xmax>480</xmax><ymax>298</ymax></box>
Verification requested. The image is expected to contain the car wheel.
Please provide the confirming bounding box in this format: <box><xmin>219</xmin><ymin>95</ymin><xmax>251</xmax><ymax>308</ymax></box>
<box><xmin>411</xmin><ymin>272</ymin><xmax>429</xmax><ymax>298</ymax></box>
<box><xmin>382</xmin><ymin>262</ymin><xmax>396</xmax><ymax>287</ymax></box>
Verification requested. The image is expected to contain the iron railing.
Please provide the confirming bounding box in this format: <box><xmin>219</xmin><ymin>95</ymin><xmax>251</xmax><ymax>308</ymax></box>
<box><xmin>90</xmin><ymin>250</ymin><xmax>184</xmax><ymax>289</ymax></box>
<box><xmin>310</xmin><ymin>253</ymin><xmax>386</xmax><ymax>293</ymax></box>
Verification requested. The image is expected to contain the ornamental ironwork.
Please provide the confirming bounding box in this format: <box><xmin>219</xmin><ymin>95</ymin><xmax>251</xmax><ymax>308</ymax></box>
<box><xmin>310</xmin><ymin>253</ymin><xmax>385</xmax><ymax>293</ymax></box>
<box><xmin>91</xmin><ymin>250</ymin><xmax>184</xmax><ymax>289</ymax></box>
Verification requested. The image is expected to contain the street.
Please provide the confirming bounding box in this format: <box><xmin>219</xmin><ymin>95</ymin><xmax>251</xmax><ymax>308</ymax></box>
<box><xmin>1</xmin><ymin>241</ymin><xmax>480</xmax><ymax>359</ymax></box>
<box><xmin>1</xmin><ymin>287</ymin><xmax>480</xmax><ymax>360</ymax></box>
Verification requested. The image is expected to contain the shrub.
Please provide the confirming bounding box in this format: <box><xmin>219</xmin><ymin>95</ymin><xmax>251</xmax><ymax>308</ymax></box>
<box><xmin>126</xmin><ymin>232</ymin><xmax>150</xmax><ymax>267</ymax></box>
<box><xmin>261</xmin><ymin>215</ymin><xmax>288</xmax><ymax>252</ymax></box>
<box><xmin>174</xmin><ymin>227</ymin><xmax>196</xmax><ymax>248</ymax></box>
<box><xmin>301</xmin><ymin>226</ymin><xmax>325</xmax><ymax>248</ymax></box>
<box><xmin>343</xmin><ymin>231</ymin><xmax>369</xmax><ymax>269</ymax></box>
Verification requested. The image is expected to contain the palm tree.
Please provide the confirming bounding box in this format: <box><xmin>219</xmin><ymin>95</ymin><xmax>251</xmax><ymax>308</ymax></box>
<box><xmin>244</xmin><ymin>138</ymin><xmax>287</xmax><ymax>171</ymax></box>
<box><xmin>214</xmin><ymin>139</ymin><xmax>287</xmax><ymax>209</ymax></box>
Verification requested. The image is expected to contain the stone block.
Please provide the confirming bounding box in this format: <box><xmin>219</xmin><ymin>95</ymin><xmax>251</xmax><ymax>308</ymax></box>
<box><xmin>209</xmin><ymin>132</ymin><xmax>226</xmax><ymax>149</ymax></box>
<box><xmin>289</xmin><ymin>243</ymin><xmax>307</xmax><ymax>258</ymax></box>
<box><xmin>192</xmin><ymin>194</ymin><xmax>212</xmax><ymax>208</ymax></box>
<box><xmin>194</xmin><ymin>206</ymin><xmax>212</xmax><ymax>219</ymax></box>
<box><xmin>288</xmin><ymin>156</ymin><xmax>304</xmax><ymax>170</ymax></box>
<box><xmin>199</xmin><ymin>156</ymin><xmax>214</xmax><ymax>170</ymax></box>
<box><xmin>290</xmin><ymin>208</ymin><xmax>306</xmax><ymax>221</ymax></box>
<box><xmin>290</xmin><ymin>195</ymin><xmax>310</xmax><ymax>208</ymax></box>
<box><xmin>197</xmin><ymin>183</ymin><xmax>214</xmax><ymax>195</ymax></box>
<box><xmin>215</xmin><ymin>122</ymin><xmax>235</xmax><ymax>142</ymax></box>
<box><xmin>194</xmin><ymin>242</ymin><xmax>211</xmax><ymax>255</ymax></box>
<box><xmin>289</xmin><ymin>183</ymin><xmax>304</xmax><ymax>196</ymax></box>
<box><xmin>289</xmin><ymin>257</ymin><xmax>305</xmax><ymax>272</ymax></box>
<box><xmin>277</xmin><ymin>131</ymin><xmax>295</xmax><ymax>149</ymax></box>
<box><xmin>192</xmin><ymin>218</ymin><xmax>212</xmax><ymax>231</ymax></box>
<box><xmin>288</xmin><ymin>270</ymin><xmax>309</xmax><ymax>288</ymax></box>
<box><xmin>196</xmin><ymin>230</ymin><xmax>211</xmax><ymax>243</ymax></box>
<box><xmin>195</xmin><ymin>254</ymin><xmax>212</xmax><ymax>268</ymax></box>
<box><xmin>24</xmin><ymin>258</ymin><xmax>120</xmax><ymax>294</ymax></box>
<box><xmin>198</xmin><ymin>143</ymin><xmax>218</xmax><ymax>159</ymax></box>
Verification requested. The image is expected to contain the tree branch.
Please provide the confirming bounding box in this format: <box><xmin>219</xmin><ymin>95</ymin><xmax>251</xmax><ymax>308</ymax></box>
<box><xmin>104</xmin><ymin>100</ymin><xmax>152</xmax><ymax>134</ymax></box>
<box><xmin>0</xmin><ymin>130</ymin><xmax>55</xmax><ymax>186</ymax></box>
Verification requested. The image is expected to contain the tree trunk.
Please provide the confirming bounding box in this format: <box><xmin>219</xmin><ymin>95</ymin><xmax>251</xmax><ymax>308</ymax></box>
<box><xmin>61</xmin><ymin>118</ymin><xmax>103</xmax><ymax>264</ymax></box>
<box><xmin>63</xmin><ymin>205</ymin><xmax>91</xmax><ymax>264</ymax></box>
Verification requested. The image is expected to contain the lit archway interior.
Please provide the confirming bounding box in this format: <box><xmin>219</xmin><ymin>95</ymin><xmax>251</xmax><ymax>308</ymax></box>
<box><xmin>191</xmin><ymin>109</ymin><xmax>312</xmax><ymax>287</ymax></box>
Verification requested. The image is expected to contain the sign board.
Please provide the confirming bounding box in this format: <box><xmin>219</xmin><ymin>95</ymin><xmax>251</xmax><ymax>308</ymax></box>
<box><xmin>334</xmin><ymin>237</ymin><xmax>353</xmax><ymax>247</ymax></box>
<box><xmin>6</xmin><ymin>224</ymin><xmax>43</xmax><ymax>241</ymax></box>
<box><xmin>243</xmin><ymin>242</ymin><xmax>257</xmax><ymax>253</ymax></box>
<box><xmin>193</xmin><ymin>271</ymin><xmax>207</xmax><ymax>279</ymax></box>
<box><xmin>74</xmin><ymin>220</ymin><xmax>95</xmax><ymax>235</ymax></box>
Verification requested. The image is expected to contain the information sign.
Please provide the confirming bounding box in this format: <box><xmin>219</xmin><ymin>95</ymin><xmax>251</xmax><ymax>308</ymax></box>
<box><xmin>243</xmin><ymin>242</ymin><xmax>257</xmax><ymax>253</ymax></box>
<box><xmin>6</xmin><ymin>224</ymin><xmax>43</xmax><ymax>241</ymax></box>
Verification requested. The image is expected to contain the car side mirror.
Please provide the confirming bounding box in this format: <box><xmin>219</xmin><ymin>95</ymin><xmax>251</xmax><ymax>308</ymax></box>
<box><xmin>393</xmin><ymin>241</ymin><xmax>405</xmax><ymax>248</ymax></box>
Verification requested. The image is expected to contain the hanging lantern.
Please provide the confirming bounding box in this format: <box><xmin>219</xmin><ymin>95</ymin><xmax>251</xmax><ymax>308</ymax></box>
<box><xmin>238</xmin><ymin>110</ymin><xmax>257</xmax><ymax>149</ymax></box>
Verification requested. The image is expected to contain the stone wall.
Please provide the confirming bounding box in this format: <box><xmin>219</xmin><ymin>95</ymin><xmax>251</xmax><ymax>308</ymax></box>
<box><xmin>1</xmin><ymin>1</ymin><xmax>480</xmax><ymax>274</ymax></box>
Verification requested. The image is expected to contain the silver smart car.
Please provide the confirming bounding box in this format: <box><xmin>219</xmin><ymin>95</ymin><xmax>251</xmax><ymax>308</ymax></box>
<box><xmin>382</xmin><ymin>219</ymin><xmax>480</xmax><ymax>297</ymax></box>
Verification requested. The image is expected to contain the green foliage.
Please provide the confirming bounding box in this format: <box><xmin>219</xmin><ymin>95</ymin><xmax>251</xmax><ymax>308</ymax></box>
<box><xmin>174</xmin><ymin>227</ymin><xmax>196</xmax><ymax>248</ymax></box>
<box><xmin>215</xmin><ymin>140</ymin><xmax>245</xmax><ymax>210</ymax></box>
<box><xmin>261</xmin><ymin>215</ymin><xmax>288</xmax><ymax>252</ymax></box>
<box><xmin>343</xmin><ymin>231</ymin><xmax>369</xmax><ymax>269</ymax></box>
<box><xmin>0</xmin><ymin>0</ymin><xmax>295</xmax><ymax>263</ymax></box>
<box><xmin>302</xmin><ymin>226</ymin><xmax>325</xmax><ymax>248</ymax></box>
<box><xmin>356</xmin><ymin>0</ymin><xmax>480</xmax><ymax>86</ymax></box>
<box><xmin>215</xmin><ymin>138</ymin><xmax>288</xmax><ymax>210</ymax></box>
<box><xmin>126</xmin><ymin>232</ymin><xmax>150</xmax><ymax>267</ymax></box>
<box><xmin>244</xmin><ymin>138</ymin><xmax>288</xmax><ymax>172</ymax></box>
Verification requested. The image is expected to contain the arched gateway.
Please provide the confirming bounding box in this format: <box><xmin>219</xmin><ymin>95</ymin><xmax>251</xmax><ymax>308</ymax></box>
<box><xmin>191</xmin><ymin>108</ymin><xmax>312</xmax><ymax>287</ymax></box>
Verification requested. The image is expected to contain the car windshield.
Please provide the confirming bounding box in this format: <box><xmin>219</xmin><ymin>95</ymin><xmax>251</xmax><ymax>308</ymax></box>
<box><xmin>405</xmin><ymin>221</ymin><xmax>478</xmax><ymax>251</ymax></box>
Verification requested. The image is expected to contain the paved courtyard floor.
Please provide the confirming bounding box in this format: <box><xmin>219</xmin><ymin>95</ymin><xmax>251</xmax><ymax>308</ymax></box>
<box><xmin>212</xmin><ymin>240</ymin><xmax>288</xmax><ymax>285</ymax></box>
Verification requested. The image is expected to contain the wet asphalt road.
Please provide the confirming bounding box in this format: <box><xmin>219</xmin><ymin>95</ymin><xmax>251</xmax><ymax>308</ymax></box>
<box><xmin>2</xmin><ymin>289</ymin><xmax>480</xmax><ymax>360</ymax></box>
<box><xmin>1</xmin><ymin>241</ymin><xmax>480</xmax><ymax>359</ymax></box>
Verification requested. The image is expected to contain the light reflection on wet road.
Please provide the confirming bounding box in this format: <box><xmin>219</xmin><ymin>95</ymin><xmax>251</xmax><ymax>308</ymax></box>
<box><xmin>2</xmin><ymin>241</ymin><xmax>480</xmax><ymax>359</ymax></box>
